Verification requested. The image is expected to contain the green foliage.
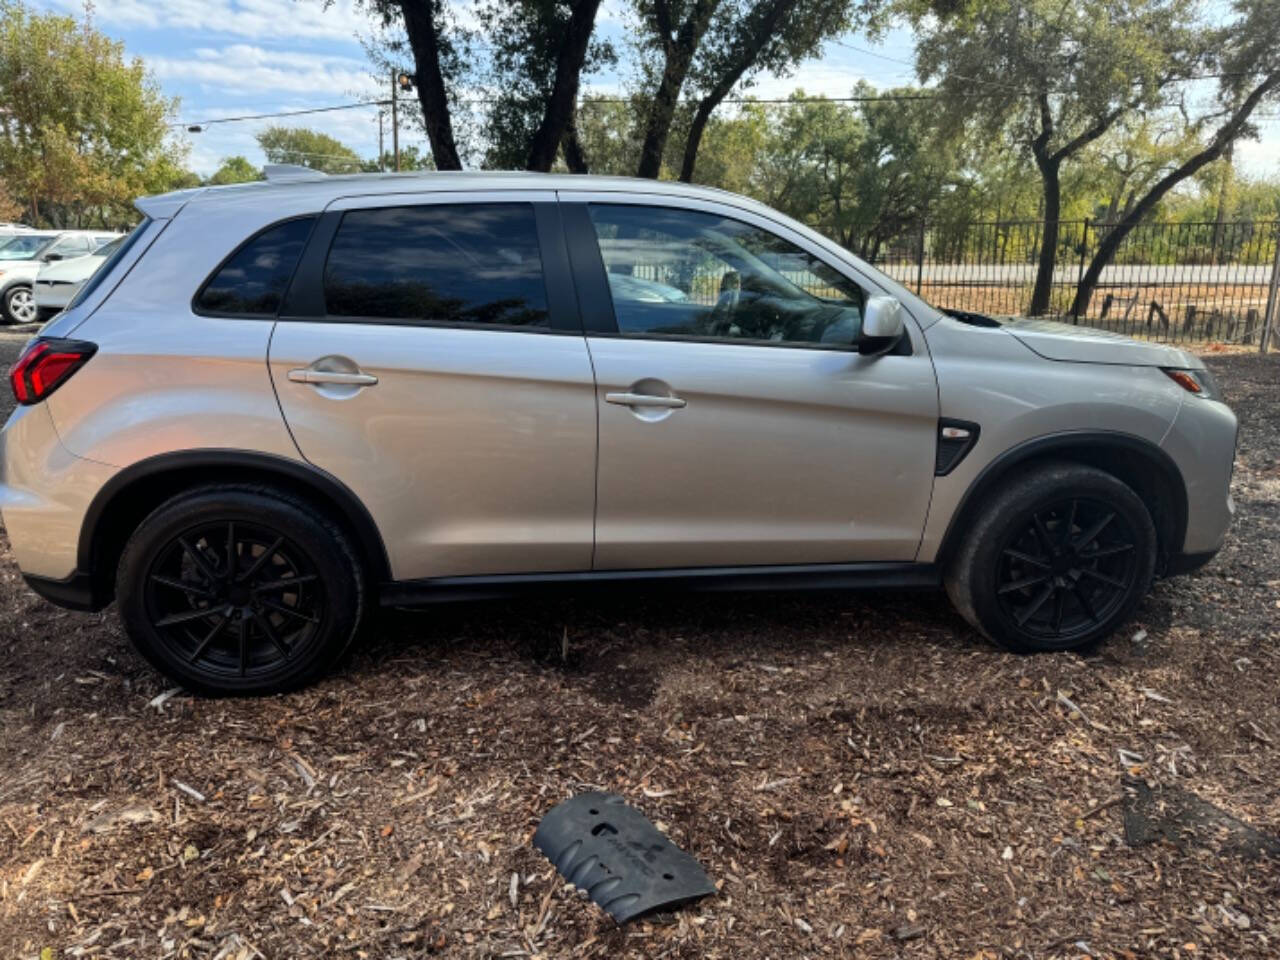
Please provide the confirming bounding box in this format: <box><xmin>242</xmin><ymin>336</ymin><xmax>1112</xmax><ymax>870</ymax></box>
<box><xmin>361</xmin><ymin>145</ymin><xmax>434</xmax><ymax>171</ymax></box>
<box><xmin>0</xmin><ymin>0</ymin><xmax>187</xmax><ymax>228</ymax></box>
<box><xmin>205</xmin><ymin>156</ymin><xmax>263</xmax><ymax>185</ymax></box>
<box><xmin>255</xmin><ymin>126</ymin><xmax>363</xmax><ymax>174</ymax></box>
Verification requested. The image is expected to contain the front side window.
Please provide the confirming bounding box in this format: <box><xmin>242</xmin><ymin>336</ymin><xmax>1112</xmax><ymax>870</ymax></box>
<box><xmin>196</xmin><ymin>216</ymin><xmax>315</xmax><ymax>316</ymax></box>
<box><xmin>588</xmin><ymin>204</ymin><xmax>864</xmax><ymax>347</ymax></box>
<box><xmin>323</xmin><ymin>204</ymin><xmax>550</xmax><ymax>328</ymax></box>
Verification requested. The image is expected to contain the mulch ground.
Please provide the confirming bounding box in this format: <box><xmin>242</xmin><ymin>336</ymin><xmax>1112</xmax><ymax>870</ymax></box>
<box><xmin>0</xmin><ymin>336</ymin><xmax>1277</xmax><ymax>959</ymax></box>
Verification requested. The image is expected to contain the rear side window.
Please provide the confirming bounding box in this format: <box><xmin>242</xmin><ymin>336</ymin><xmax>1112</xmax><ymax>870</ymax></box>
<box><xmin>196</xmin><ymin>216</ymin><xmax>315</xmax><ymax>316</ymax></box>
<box><xmin>322</xmin><ymin>204</ymin><xmax>549</xmax><ymax>328</ymax></box>
<box><xmin>67</xmin><ymin>219</ymin><xmax>150</xmax><ymax>311</ymax></box>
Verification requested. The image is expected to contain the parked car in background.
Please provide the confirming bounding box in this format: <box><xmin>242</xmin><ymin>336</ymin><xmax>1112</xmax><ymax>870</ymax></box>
<box><xmin>32</xmin><ymin>236</ymin><xmax>123</xmax><ymax>320</ymax></box>
<box><xmin>0</xmin><ymin>231</ymin><xmax>58</xmax><ymax>260</ymax></box>
<box><xmin>0</xmin><ymin>222</ymin><xmax>34</xmax><ymax>235</ymax></box>
<box><xmin>0</xmin><ymin>170</ymin><xmax>1237</xmax><ymax>695</ymax></box>
<box><xmin>0</xmin><ymin>230</ymin><xmax>119</xmax><ymax>323</ymax></box>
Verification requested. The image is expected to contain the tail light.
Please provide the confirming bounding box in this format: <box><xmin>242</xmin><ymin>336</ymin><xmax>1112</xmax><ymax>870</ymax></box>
<box><xmin>8</xmin><ymin>338</ymin><xmax>97</xmax><ymax>405</ymax></box>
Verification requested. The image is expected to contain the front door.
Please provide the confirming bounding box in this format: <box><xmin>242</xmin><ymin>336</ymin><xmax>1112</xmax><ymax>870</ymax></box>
<box><xmin>270</xmin><ymin>193</ymin><xmax>597</xmax><ymax>581</ymax></box>
<box><xmin>563</xmin><ymin>197</ymin><xmax>939</xmax><ymax>571</ymax></box>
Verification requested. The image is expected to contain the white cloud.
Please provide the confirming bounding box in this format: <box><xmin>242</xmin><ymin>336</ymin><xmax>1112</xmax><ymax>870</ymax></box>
<box><xmin>51</xmin><ymin>0</ymin><xmax>371</xmax><ymax>43</ymax></box>
<box><xmin>152</xmin><ymin>44</ymin><xmax>380</xmax><ymax>98</ymax></box>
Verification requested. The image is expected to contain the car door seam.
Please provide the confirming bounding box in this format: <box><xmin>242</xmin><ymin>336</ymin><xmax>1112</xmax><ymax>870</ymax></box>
<box><xmin>265</xmin><ymin>318</ymin><xmax>312</xmax><ymax>467</ymax></box>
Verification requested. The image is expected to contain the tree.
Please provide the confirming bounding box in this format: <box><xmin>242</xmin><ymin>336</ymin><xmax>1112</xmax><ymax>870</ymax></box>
<box><xmin>677</xmin><ymin>0</ymin><xmax>858</xmax><ymax>183</ymax></box>
<box><xmin>1071</xmin><ymin>0</ymin><xmax>1280</xmax><ymax>315</ymax></box>
<box><xmin>571</xmin><ymin>96</ymin><xmax>645</xmax><ymax>175</ymax></box>
<box><xmin>0</xmin><ymin>0</ymin><xmax>187</xmax><ymax>227</ymax></box>
<box><xmin>206</xmin><ymin>156</ymin><xmax>263</xmax><ymax>185</ymax></box>
<box><xmin>0</xmin><ymin>178</ymin><xmax>21</xmax><ymax>222</ymax></box>
<box><xmin>632</xmin><ymin>0</ymin><xmax>722</xmax><ymax>178</ymax></box>
<box><xmin>355</xmin><ymin>0</ymin><xmax>608</xmax><ymax>172</ymax></box>
<box><xmin>475</xmin><ymin>0</ymin><xmax>611</xmax><ymax>171</ymax></box>
<box><xmin>908</xmin><ymin>0</ymin><xmax>1205</xmax><ymax>314</ymax></box>
<box><xmin>255</xmin><ymin>126</ymin><xmax>363</xmax><ymax>174</ymax></box>
<box><xmin>361</xmin><ymin>145</ymin><xmax>433</xmax><ymax>171</ymax></box>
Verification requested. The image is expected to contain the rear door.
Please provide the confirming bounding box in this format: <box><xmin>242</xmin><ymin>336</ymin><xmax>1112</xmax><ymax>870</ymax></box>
<box><xmin>269</xmin><ymin>192</ymin><xmax>597</xmax><ymax>581</ymax></box>
<box><xmin>561</xmin><ymin>194</ymin><xmax>940</xmax><ymax>571</ymax></box>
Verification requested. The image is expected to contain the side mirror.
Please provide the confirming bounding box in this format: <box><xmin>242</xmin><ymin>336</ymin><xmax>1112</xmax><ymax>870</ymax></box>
<box><xmin>859</xmin><ymin>294</ymin><xmax>906</xmax><ymax>355</ymax></box>
<box><xmin>43</xmin><ymin>252</ymin><xmax>64</xmax><ymax>262</ymax></box>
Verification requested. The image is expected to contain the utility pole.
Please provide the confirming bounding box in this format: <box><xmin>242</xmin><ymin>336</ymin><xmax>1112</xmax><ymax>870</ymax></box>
<box><xmin>378</xmin><ymin>110</ymin><xmax>385</xmax><ymax>172</ymax></box>
<box><xmin>390</xmin><ymin>68</ymin><xmax>400</xmax><ymax>172</ymax></box>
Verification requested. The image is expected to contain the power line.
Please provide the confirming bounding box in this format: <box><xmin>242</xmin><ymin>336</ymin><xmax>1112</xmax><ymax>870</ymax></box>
<box><xmin>173</xmin><ymin>73</ymin><xmax>1272</xmax><ymax>130</ymax></box>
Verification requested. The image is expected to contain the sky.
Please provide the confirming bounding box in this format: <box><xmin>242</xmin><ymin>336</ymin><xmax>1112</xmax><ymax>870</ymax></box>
<box><xmin>37</xmin><ymin>0</ymin><xmax>1280</xmax><ymax>180</ymax></box>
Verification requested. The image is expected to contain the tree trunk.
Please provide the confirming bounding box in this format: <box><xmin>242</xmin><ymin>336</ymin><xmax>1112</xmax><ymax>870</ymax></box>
<box><xmin>1072</xmin><ymin>72</ymin><xmax>1280</xmax><ymax>317</ymax></box>
<box><xmin>398</xmin><ymin>0</ymin><xmax>463</xmax><ymax>171</ymax></box>
<box><xmin>635</xmin><ymin>0</ymin><xmax>719</xmax><ymax>179</ymax></box>
<box><xmin>525</xmin><ymin>0</ymin><xmax>602</xmax><ymax>172</ymax></box>
<box><xmin>676</xmin><ymin>0</ymin><xmax>799</xmax><ymax>183</ymax></box>
<box><xmin>1028</xmin><ymin>154</ymin><xmax>1061</xmax><ymax>316</ymax></box>
<box><xmin>678</xmin><ymin>91</ymin><xmax>722</xmax><ymax>183</ymax></box>
<box><xmin>561</xmin><ymin>105</ymin><xmax>589</xmax><ymax>173</ymax></box>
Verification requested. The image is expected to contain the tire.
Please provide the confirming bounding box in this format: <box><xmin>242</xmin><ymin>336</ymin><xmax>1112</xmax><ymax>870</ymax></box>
<box><xmin>944</xmin><ymin>462</ymin><xmax>1157</xmax><ymax>653</ymax></box>
<box><xmin>2</xmin><ymin>285</ymin><xmax>36</xmax><ymax>325</ymax></box>
<box><xmin>116</xmin><ymin>484</ymin><xmax>364</xmax><ymax>696</ymax></box>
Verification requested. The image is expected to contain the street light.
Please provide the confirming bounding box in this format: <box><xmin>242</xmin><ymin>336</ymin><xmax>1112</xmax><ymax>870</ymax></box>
<box><xmin>187</xmin><ymin>124</ymin><xmax>204</xmax><ymax>133</ymax></box>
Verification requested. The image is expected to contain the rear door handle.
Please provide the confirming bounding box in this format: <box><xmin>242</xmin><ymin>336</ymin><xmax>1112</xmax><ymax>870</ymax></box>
<box><xmin>605</xmin><ymin>392</ymin><xmax>686</xmax><ymax>409</ymax></box>
<box><xmin>288</xmin><ymin>369</ymin><xmax>379</xmax><ymax>386</ymax></box>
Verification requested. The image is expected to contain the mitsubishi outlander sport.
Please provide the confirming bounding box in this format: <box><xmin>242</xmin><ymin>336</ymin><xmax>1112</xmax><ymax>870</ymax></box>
<box><xmin>0</xmin><ymin>169</ymin><xmax>1237</xmax><ymax>695</ymax></box>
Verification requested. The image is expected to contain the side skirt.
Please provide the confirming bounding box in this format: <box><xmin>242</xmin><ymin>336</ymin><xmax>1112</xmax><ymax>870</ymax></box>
<box><xmin>380</xmin><ymin>562</ymin><xmax>941</xmax><ymax>607</ymax></box>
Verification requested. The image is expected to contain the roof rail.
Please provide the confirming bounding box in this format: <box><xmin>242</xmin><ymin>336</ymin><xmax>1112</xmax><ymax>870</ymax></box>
<box><xmin>263</xmin><ymin>164</ymin><xmax>327</xmax><ymax>182</ymax></box>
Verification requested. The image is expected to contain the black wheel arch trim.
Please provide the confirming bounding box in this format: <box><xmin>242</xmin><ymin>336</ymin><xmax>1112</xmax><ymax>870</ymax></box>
<box><xmin>77</xmin><ymin>449</ymin><xmax>392</xmax><ymax>585</ymax></box>
<box><xmin>935</xmin><ymin>430</ymin><xmax>1189</xmax><ymax>567</ymax></box>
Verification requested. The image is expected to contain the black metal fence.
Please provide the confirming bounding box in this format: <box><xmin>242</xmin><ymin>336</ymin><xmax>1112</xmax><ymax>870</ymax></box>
<box><xmin>855</xmin><ymin>218</ymin><xmax>1280</xmax><ymax>346</ymax></box>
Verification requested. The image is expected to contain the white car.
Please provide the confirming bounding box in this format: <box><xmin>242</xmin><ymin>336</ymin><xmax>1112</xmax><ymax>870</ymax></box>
<box><xmin>0</xmin><ymin>231</ymin><xmax>119</xmax><ymax>324</ymax></box>
<box><xmin>32</xmin><ymin>237</ymin><xmax>123</xmax><ymax>320</ymax></box>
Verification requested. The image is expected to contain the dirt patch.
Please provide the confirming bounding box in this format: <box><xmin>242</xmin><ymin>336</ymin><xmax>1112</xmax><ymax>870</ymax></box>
<box><xmin>0</xmin><ymin>349</ymin><xmax>1278</xmax><ymax>958</ymax></box>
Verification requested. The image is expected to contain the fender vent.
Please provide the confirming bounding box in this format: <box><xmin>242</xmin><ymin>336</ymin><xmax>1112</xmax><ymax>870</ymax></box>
<box><xmin>936</xmin><ymin>419</ymin><xmax>980</xmax><ymax>475</ymax></box>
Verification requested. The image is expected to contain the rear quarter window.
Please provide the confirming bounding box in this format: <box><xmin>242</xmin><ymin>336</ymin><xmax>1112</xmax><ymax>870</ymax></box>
<box><xmin>195</xmin><ymin>216</ymin><xmax>316</xmax><ymax>317</ymax></box>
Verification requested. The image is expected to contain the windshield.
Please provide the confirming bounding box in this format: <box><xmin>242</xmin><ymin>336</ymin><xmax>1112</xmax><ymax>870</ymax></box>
<box><xmin>0</xmin><ymin>234</ymin><xmax>52</xmax><ymax>260</ymax></box>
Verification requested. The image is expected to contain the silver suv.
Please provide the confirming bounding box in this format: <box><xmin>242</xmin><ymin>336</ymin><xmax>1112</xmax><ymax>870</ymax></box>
<box><xmin>0</xmin><ymin>170</ymin><xmax>1237</xmax><ymax>695</ymax></box>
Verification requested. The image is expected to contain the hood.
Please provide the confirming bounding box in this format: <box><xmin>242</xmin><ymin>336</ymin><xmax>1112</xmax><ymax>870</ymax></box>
<box><xmin>36</xmin><ymin>253</ymin><xmax>105</xmax><ymax>283</ymax></box>
<box><xmin>1003</xmin><ymin>317</ymin><xmax>1201</xmax><ymax>369</ymax></box>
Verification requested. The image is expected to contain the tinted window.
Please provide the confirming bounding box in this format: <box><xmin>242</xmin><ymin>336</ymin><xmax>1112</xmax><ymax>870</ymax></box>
<box><xmin>68</xmin><ymin>220</ymin><xmax>148</xmax><ymax>311</ymax></box>
<box><xmin>196</xmin><ymin>216</ymin><xmax>315</xmax><ymax>316</ymax></box>
<box><xmin>589</xmin><ymin>204</ymin><xmax>864</xmax><ymax>347</ymax></box>
<box><xmin>323</xmin><ymin>204</ymin><xmax>549</xmax><ymax>327</ymax></box>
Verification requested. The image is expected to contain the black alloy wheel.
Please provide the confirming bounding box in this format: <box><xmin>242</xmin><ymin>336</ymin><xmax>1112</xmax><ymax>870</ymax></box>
<box><xmin>943</xmin><ymin>462</ymin><xmax>1157</xmax><ymax>654</ymax></box>
<box><xmin>994</xmin><ymin>497</ymin><xmax>1138</xmax><ymax>645</ymax></box>
<box><xmin>117</xmin><ymin>485</ymin><xmax>364</xmax><ymax>695</ymax></box>
<box><xmin>143</xmin><ymin>520</ymin><xmax>324</xmax><ymax>679</ymax></box>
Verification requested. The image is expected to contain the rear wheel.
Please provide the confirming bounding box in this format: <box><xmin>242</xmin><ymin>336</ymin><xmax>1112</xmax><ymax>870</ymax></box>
<box><xmin>2</xmin><ymin>285</ymin><xmax>36</xmax><ymax>324</ymax></box>
<box><xmin>116</xmin><ymin>485</ymin><xmax>364</xmax><ymax>695</ymax></box>
<box><xmin>945</xmin><ymin>463</ymin><xmax>1157</xmax><ymax>653</ymax></box>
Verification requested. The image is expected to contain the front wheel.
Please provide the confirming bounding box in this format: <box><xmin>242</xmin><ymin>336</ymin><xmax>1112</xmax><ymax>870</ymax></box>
<box><xmin>116</xmin><ymin>485</ymin><xmax>364</xmax><ymax>695</ymax></box>
<box><xmin>945</xmin><ymin>463</ymin><xmax>1157</xmax><ymax>653</ymax></box>
<box><xmin>2</xmin><ymin>285</ymin><xmax>36</xmax><ymax>324</ymax></box>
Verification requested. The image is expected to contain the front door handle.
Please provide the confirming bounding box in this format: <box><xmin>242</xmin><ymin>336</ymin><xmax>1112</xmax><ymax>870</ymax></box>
<box><xmin>288</xmin><ymin>369</ymin><xmax>379</xmax><ymax>387</ymax></box>
<box><xmin>605</xmin><ymin>392</ymin><xmax>686</xmax><ymax>409</ymax></box>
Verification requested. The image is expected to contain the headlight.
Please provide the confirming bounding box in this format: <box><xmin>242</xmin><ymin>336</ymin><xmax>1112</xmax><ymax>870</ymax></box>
<box><xmin>1162</xmin><ymin>367</ymin><xmax>1220</xmax><ymax>400</ymax></box>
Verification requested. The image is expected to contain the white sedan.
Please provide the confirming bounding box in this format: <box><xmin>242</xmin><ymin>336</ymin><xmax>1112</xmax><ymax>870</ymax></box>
<box><xmin>32</xmin><ymin>237</ymin><xmax>123</xmax><ymax>320</ymax></box>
